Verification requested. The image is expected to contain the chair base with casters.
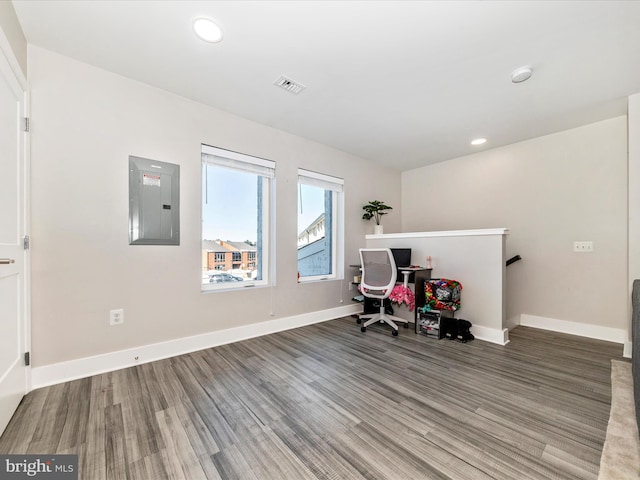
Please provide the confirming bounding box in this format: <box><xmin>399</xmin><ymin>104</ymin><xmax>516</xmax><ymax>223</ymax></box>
<box><xmin>356</xmin><ymin>303</ymin><xmax>410</xmax><ymax>334</ymax></box>
<box><xmin>357</xmin><ymin>305</ymin><xmax>406</xmax><ymax>336</ymax></box>
<box><xmin>356</xmin><ymin>269</ymin><xmax>413</xmax><ymax>335</ymax></box>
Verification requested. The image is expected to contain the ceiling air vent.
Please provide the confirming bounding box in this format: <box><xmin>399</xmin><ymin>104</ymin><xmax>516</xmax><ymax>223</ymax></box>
<box><xmin>274</xmin><ymin>75</ymin><xmax>305</xmax><ymax>95</ymax></box>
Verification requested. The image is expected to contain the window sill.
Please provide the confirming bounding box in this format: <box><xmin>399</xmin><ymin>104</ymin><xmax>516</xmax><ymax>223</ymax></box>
<box><xmin>298</xmin><ymin>276</ymin><xmax>338</xmax><ymax>284</ymax></box>
<box><xmin>201</xmin><ymin>281</ymin><xmax>269</xmax><ymax>293</ymax></box>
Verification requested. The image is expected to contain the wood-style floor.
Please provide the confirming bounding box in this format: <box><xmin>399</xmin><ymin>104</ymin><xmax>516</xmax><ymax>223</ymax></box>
<box><xmin>0</xmin><ymin>317</ymin><xmax>623</xmax><ymax>480</ymax></box>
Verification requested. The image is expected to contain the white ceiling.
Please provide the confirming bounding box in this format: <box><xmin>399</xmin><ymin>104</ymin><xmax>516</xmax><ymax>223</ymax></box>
<box><xmin>12</xmin><ymin>0</ymin><xmax>640</xmax><ymax>171</ymax></box>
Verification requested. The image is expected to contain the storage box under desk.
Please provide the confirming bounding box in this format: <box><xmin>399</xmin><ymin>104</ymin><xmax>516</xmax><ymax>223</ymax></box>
<box><xmin>416</xmin><ymin>309</ymin><xmax>454</xmax><ymax>338</ymax></box>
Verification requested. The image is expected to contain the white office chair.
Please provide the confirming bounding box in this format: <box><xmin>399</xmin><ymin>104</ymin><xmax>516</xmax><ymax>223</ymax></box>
<box><xmin>358</xmin><ymin>248</ymin><xmax>405</xmax><ymax>336</ymax></box>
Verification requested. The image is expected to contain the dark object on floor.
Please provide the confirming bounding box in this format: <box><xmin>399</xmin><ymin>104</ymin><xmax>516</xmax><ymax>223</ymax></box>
<box><xmin>457</xmin><ymin>319</ymin><xmax>474</xmax><ymax>343</ymax></box>
<box><xmin>441</xmin><ymin>316</ymin><xmax>458</xmax><ymax>339</ymax></box>
<box><xmin>442</xmin><ymin>317</ymin><xmax>474</xmax><ymax>342</ymax></box>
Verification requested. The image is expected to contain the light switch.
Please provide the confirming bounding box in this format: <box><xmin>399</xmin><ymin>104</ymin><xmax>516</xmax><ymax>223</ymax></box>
<box><xmin>573</xmin><ymin>241</ymin><xmax>593</xmax><ymax>253</ymax></box>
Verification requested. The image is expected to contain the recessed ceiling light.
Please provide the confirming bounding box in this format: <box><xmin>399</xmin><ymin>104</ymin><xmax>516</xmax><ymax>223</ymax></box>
<box><xmin>511</xmin><ymin>66</ymin><xmax>533</xmax><ymax>83</ymax></box>
<box><xmin>471</xmin><ymin>138</ymin><xmax>487</xmax><ymax>146</ymax></box>
<box><xmin>193</xmin><ymin>18</ymin><xmax>223</xmax><ymax>43</ymax></box>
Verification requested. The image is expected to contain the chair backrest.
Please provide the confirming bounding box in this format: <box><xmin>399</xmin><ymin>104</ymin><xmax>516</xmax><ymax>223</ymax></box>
<box><xmin>359</xmin><ymin>248</ymin><xmax>397</xmax><ymax>298</ymax></box>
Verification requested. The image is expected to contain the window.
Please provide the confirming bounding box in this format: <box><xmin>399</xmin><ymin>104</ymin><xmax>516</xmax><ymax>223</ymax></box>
<box><xmin>247</xmin><ymin>251</ymin><xmax>256</xmax><ymax>269</ymax></box>
<box><xmin>297</xmin><ymin>169</ymin><xmax>344</xmax><ymax>281</ymax></box>
<box><xmin>202</xmin><ymin>145</ymin><xmax>275</xmax><ymax>290</ymax></box>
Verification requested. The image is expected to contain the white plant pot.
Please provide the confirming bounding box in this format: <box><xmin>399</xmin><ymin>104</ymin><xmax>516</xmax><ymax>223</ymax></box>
<box><xmin>374</xmin><ymin>225</ymin><xmax>384</xmax><ymax>235</ymax></box>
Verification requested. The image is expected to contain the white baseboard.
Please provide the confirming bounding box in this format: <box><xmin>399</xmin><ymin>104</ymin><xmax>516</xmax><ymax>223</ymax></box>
<box><xmin>505</xmin><ymin>315</ymin><xmax>520</xmax><ymax>331</ymax></box>
<box><xmin>519</xmin><ymin>314</ymin><xmax>628</xmax><ymax>345</ymax></box>
<box><xmin>31</xmin><ymin>304</ymin><xmax>361</xmax><ymax>390</ymax></box>
<box><xmin>473</xmin><ymin>325</ymin><xmax>510</xmax><ymax>345</ymax></box>
<box><xmin>623</xmin><ymin>341</ymin><xmax>633</xmax><ymax>358</ymax></box>
<box><xmin>41</xmin><ymin>307</ymin><xmax>613</xmax><ymax>389</ymax></box>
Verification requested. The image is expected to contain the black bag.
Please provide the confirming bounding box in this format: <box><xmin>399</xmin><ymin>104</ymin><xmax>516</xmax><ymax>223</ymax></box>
<box><xmin>443</xmin><ymin>318</ymin><xmax>474</xmax><ymax>343</ymax></box>
<box><xmin>441</xmin><ymin>316</ymin><xmax>458</xmax><ymax>340</ymax></box>
<box><xmin>457</xmin><ymin>319</ymin><xmax>474</xmax><ymax>343</ymax></box>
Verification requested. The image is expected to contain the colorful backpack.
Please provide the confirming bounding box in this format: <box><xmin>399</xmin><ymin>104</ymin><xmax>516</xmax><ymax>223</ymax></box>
<box><xmin>423</xmin><ymin>278</ymin><xmax>462</xmax><ymax>311</ymax></box>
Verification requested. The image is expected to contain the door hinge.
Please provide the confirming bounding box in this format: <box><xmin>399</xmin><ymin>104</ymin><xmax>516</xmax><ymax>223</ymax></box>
<box><xmin>23</xmin><ymin>235</ymin><xmax>30</xmax><ymax>250</ymax></box>
<box><xmin>23</xmin><ymin>117</ymin><xmax>29</xmax><ymax>133</ymax></box>
<box><xmin>24</xmin><ymin>352</ymin><xmax>30</xmax><ymax>366</ymax></box>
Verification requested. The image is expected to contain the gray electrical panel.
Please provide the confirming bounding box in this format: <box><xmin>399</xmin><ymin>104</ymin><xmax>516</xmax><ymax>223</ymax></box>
<box><xmin>129</xmin><ymin>156</ymin><xmax>180</xmax><ymax>245</ymax></box>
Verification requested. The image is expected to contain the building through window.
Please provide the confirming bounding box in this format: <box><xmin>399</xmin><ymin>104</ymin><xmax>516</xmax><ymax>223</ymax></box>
<box><xmin>297</xmin><ymin>169</ymin><xmax>344</xmax><ymax>281</ymax></box>
<box><xmin>201</xmin><ymin>145</ymin><xmax>274</xmax><ymax>290</ymax></box>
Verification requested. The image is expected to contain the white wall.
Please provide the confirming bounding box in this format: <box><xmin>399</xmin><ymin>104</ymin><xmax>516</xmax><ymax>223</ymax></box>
<box><xmin>401</xmin><ymin>117</ymin><xmax>628</xmax><ymax>338</ymax></box>
<box><xmin>28</xmin><ymin>46</ymin><xmax>402</xmax><ymax>367</ymax></box>
<box><xmin>629</xmin><ymin>94</ymin><xmax>640</xmax><ymax>346</ymax></box>
<box><xmin>0</xmin><ymin>1</ymin><xmax>26</xmax><ymax>79</ymax></box>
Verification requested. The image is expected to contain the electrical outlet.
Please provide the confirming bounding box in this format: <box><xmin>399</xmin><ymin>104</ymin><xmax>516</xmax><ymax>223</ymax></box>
<box><xmin>573</xmin><ymin>241</ymin><xmax>593</xmax><ymax>253</ymax></box>
<box><xmin>110</xmin><ymin>308</ymin><xmax>124</xmax><ymax>326</ymax></box>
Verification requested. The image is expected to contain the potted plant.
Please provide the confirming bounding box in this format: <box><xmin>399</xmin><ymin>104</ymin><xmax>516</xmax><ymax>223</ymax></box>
<box><xmin>362</xmin><ymin>200</ymin><xmax>392</xmax><ymax>234</ymax></box>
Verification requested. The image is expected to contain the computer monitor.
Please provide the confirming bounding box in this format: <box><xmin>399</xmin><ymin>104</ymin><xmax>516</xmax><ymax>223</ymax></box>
<box><xmin>390</xmin><ymin>248</ymin><xmax>411</xmax><ymax>267</ymax></box>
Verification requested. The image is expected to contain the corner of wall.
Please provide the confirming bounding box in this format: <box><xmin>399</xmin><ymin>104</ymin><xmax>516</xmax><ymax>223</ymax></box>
<box><xmin>0</xmin><ymin>1</ymin><xmax>28</xmax><ymax>81</ymax></box>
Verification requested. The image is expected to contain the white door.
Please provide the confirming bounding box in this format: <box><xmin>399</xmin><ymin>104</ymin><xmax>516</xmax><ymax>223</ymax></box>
<box><xmin>0</xmin><ymin>47</ymin><xmax>28</xmax><ymax>436</ymax></box>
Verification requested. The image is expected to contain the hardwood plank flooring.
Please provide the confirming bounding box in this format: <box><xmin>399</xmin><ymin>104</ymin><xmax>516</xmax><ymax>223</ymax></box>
<box><xmin>0</xmin><ymin>319</ymin><xmax>623</xmax><ymax>479</ymax></box>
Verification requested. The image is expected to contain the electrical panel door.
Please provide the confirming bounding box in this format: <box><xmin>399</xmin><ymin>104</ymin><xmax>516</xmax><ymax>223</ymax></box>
<box><xmin>129</xmin><ymin>156</ymin><xmax>180</xmax><ymax>245</ymax></box>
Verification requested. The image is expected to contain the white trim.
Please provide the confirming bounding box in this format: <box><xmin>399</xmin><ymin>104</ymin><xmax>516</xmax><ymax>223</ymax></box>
<box><xmin>298</xmin><ymin>169</ymin><xmax>344</xmax><ymax>185</ymax></box>
<box><xmin>0</xmin><ymin>25</ymin><xmax>26</xmax><ymax>91</ymax></box>
<box><xmin>22</xmin><ymin>90</ymin><xmax>30</xmax><ymax>395</ymax></box>
<box><xmin>298</xmin><ymin>275</ymin><xmax>336</xmax><ymax>283</ymax></box>
<box><xmin>472</xmin><ymin>325</ymin><xmax>510</xmax><ymax>345</ymax></box>
<box><xmin>623</xmin><ymin>341</ymin><xmax>632</xmax><ymax>359</ymax></box>
<box><xmin>298</xmin><ymin>168</ymin><xmax>344</xmax><ymax>191</ymax></box>
<box><xmin>201</xmin><ymin>280</ymin><xmax>269</xmax><ymax>292</ymax></box>
<box><xmin>366</xmin><ymin>228</ymin><xmax>509</xmax><ymax>240</ymax></box>
<box><xmin>202</xmin><ymin>144</ymin><xmax>275</xmax><ymax>170</ymax></box>
<box><xmin>520</xmin><ymin>314</ymin><xmax>628</xmax><ymax>344</ymax></box>
<box><xmin>31</xmin><ymin>304</ymin><xmax>361</xmax><ymax>389</ymax></box>
<box><xmin>0</xmin><ymin>38</ymin><xmax>30</xmax><ymax>437</ymax></box>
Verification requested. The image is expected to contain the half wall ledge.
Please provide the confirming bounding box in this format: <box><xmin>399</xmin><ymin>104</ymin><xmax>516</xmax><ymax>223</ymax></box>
<box><xmin>366</xmin><ymin>228</ymin><xmax>509</xmax><ymax>240</ymax></box>
<box><xmin>365</xmin><ymin>228</ymin><xmax>509</xmax><ymax>345</ymax></box>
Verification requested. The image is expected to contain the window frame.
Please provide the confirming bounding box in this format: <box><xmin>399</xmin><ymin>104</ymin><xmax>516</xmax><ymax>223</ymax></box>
<box><xmin>201</xmin><ymin>145</ymin><xmax>275</xmax><ymax>292</ymax></box>
<box><xmin>297</xmin><ymin>169</ymin><xmax>344</xmax><ymax>283</ymax></box>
